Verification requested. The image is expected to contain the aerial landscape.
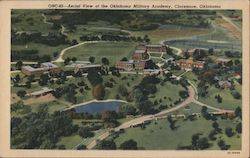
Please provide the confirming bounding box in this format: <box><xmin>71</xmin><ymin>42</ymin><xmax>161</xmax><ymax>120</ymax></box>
<box><xmin>11</xmin><ymin>9</ymin><xmax>242</xmax><ymax>150</ymax></box>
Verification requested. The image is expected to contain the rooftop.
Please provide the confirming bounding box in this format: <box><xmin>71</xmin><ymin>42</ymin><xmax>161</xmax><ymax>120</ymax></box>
<box><xmin>146</xmin><ymin>44</ymin><xmax>165</xmax><ymax>48</ymax></box>
<box><xmin>41</xmin><ymin>62</ymin><xmax>59</xmax><ymax>68</ymax></box>
<box><xmin>76</xmin><ymin>64</ymin><xmax>102</xmax><ymax>68</ymax></box>
<box><xmin>134</xmin><ymin>49</ymin><xmax>146</xmax><ymax>54</ymax></box>
<box><xmin>215</xmin><ymin>58</ymin><xmax>232</xmax><ymax>62</ymax></box>
<box><xmin>22</xmin><ymin>66</ymin><xmax>44</xmax><ymax>72</ymax></box>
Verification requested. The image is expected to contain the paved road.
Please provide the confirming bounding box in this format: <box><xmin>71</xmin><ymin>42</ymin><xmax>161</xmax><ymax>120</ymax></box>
<box><xmin>52</xmin><ymin>41</ymin><xmax>106</xmax><ymax>63</ymax></box>
<box><xmin>41</xmin><ymin>13</ymin><xmax>53</xmax><ymax>25</ymax></box>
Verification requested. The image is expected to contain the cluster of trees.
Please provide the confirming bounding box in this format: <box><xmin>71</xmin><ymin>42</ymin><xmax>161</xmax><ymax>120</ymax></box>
<box><xmin>96</xmin><ymin>139</ymin><xmax>138</xmax><ymax>150</ymax></box>
<box><xmin>52</xmin><ymin>83</ymin><xmax>79</xmax><ymax>104</ymax></box>
<box><xmin>167</xmin><ymin>116</ymin><xmax>178</xmax><ymax>130</ymax></box>
<box><xmin>215</xmin><ymin>94</ymin><xmax>223</xmax><ymax>103</ymax></box>
<box><xmin>86</xmin><ymin>70</ymin><xmax>105</xmax><ymax>100</ymax></box>
<box><xmin>12</xmin><ymin>32</ymin><xmax>68</xmax><ymax>46</ymax></box>
<box><xmin>11</xmin><ymin>50</ymin><xmax>51</xmax><ymax>62</ymax></box>
<box><xmin>224</xmin><ymin>51</ymin><xmax>241</xmax><ymax>58</ymax></box>
<box><xmin>11</xmin><ymin>105</ymin><xmax>78</xmax><ymax>149</ymax></box>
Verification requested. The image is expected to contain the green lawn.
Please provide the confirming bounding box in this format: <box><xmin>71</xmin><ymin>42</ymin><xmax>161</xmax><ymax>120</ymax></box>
<box><xmin>114</xmin><ymin>117</ymin><xmax>241</xmax><ymax>150</ymax></box>
<box><xmin>183</xmin><ymin>71</ymin><xmax>199</xmax><ymax>87</ymax></box>
<box><xmin>63</xmin><ymin>41</ymin><xmax>137</xmax><ymax>65</ymax></box>
<box><xmin>103</xmin><ymin>73</ymin><xmax>143</xmax><ymax>101</ymax></box>
<box><xmin>66</xmin><ymin>24</ymin><xmax>129</xmax><ymax>41</ymax></box>
<box><xmin>169</xmin><ymin>102</ymin><xmax>216</xmax><ymax>116</ymax></box>
<box><xmin>199</xmin><ymin>85</ymin><xmax>242</xmax><ymax>110</ymax></box>
<box><xmin>171</xmin><ymin>70</ymin><xmax>185</xmax><ymax>76</ymax></box>
<box><xmin>30</xmin><ymin>100</ymin><xmax>69</xmax><ymax>114</ymax></box>
<box><xmin>57</xmin><ymin>134</ymin><xmax>82</xmax><ymax>149</ymax></box>
<box><xmin>149</xmin><ymin>82</ymin><xmax>185</xmax><ymax>107</ymax></box>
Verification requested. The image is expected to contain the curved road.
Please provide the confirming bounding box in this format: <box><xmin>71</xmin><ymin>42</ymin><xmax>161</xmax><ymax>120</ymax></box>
<box><xmin>86</xmin><ymin>84</ymin><xmax>234</xmax><ymax>149</ymax></box>
<box><xmin>52</xmin><ymin>41</ymin><xmax>106</xmax><ymax>63</ymax></box>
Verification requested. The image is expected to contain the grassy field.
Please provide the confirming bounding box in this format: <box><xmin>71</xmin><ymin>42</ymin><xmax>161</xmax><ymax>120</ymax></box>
<box><xmin>149</xmin><ymin>81</ymin><xmax>185</xmax><ymax>107</ymax></box>
<box><xmin>131</xmin><ymin>26</ymin><xmax>210</xmax><ymax>44</ymax></box>
<box><xmin>28</xmin><ymin>100</ymin><xmax>69</xmax><ymax>114</ymax></box>
<box><xmin>103</xmin><ymin>73</ymin><xmax>143</xmax><ymax>101</ymax></box>
<box><xmin>63</xmin><ymin>41</ymin><xmax>137</xmax><ymax>65</ymax></box>
<box><xmin>169</xmin><ymin>102</ymin><xmax>216</xmax><ymax>116</ymax></box>
<box><xmin>66</xmin><ymin>25</ymin><xmax>129</xmax><ymax>41</ymax></box>
<box><xmin>182</xmin><ymin>71</ymin><xmax>199</xmax><ymax>87</ymax></box>
<box><xmin>114</xmin><ymin>117</ymin><xmax>241</xmax><ymax>150</ymax></box>
<box><xmin>199</xmin><ymin>85</ymin><xmax>242</xmax><ymax>110</ymax></box>
<box><xmin>57</xmin><ymin>134</ymin><xmax>82</xmax><ymax>149</ymax></box>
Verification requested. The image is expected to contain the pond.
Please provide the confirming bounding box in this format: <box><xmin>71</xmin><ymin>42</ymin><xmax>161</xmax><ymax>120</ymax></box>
<box><xmin>74</xmin><ymin>100</ymin><xmax>124</xmax><ymax>114</ymax></box>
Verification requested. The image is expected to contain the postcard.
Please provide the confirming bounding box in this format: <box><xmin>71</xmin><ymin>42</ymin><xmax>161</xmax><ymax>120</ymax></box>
<box><xmin>0</xmin><ymin>0</ymin><xmax>249</xmax><ymax>158</ymax></box>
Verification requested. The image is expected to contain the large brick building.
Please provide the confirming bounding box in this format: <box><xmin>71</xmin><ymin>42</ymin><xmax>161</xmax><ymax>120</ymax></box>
<box><xmin>21</xmin><ymin>62</ymin><xmax>61</xmax><ymax>76</ymax></box>
<box><xmin>74</xmin><ymin>64</ymin><xmax>102</xmax><ymax>73</ymax></box>
<box><xmin>176</xmin><ymin>58</ymin><xmax>205</xmax><ymax>70</ymax></box>
<box><xmin>145</xmin><ymin>44</ymin><xmax>167</xmax><ymax>54</ymax></box>
<box><xmin>132</xmin><ymin>49</ymin><xmax>149</xmax><ymax>61</ymax></box>
<box><xmin>115</xmin><ymin>60</ymin><xmax>145</xmax><ymax>71</ymax></box>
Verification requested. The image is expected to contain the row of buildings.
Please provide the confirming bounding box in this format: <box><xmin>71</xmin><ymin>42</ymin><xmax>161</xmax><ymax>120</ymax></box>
<box><xmin>115</xmin><ymin>44</ymin><xmax>168</xmax><ymax>71</ymax></box>
<box><xmin>21</xmin><ymin>62</ymin><xmax>61</xmax><ymax>76</ymax></box>
<box><xmin>21</xmin><ymin>62</ymin><xmax>102</xmax><ymax>76</ymax></box>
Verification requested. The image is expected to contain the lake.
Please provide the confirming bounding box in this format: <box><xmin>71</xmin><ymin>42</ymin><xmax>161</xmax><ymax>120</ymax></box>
<box><xmin>74</xmin><ymin>100</ymin><xmax>124</xmax><ymax>114</ymax></box>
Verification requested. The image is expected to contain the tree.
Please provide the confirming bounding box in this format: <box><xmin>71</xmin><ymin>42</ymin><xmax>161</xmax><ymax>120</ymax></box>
<box><xmin>208</xmin><ymin>130</ymin><xmax>217</xmax><ymax>141</ymax></box>
<box><xmin>53</xmin><ymin>52</ymin><xmax>59</xmax><ymax>57</ymax></box>
<box><xmin>179</xmin><ymin>90</ymin><xmax>189</xmax><ymax>99</ymax></box>
<box><xmin>121</xmin><ymin>57</ymin><xmax>128</xmax><ymax>61</ymax></box>
<box><xmin>208</xmin><ymin>48</ymin><xmax>214</xmax><ymax>55</ymax></box>
<box><xmin>92</xmin><ymin>84</ymin><xmax>105</xmax><ymax>100</ymax></box>
<box><xmin>64</xmin><ymin>57</ymin><xmax>71</xmax><ymax>65</ymax></box>
<box><xmin>191</xmin><ymin>133</ymin><xmax>200</xmax><ymax>148</ymax></box>
<box><xmin>119</xmin><ymin>139</ymin><xmax>138</xmax><ymax>150</ymax></box>
<box><xmin>101</xmin><ymin>111</ymin><xmax>117</xmax><ymax>122</ymax></box>
<box><xmin>13</xmin><ymin>74</ymin><xmax>21</xmax><ymax>86</ymax></box>
<box><xmin>217</xmin><ymin>139</ymin><xmax>230</xmax><ymax>150</ymax></box>
<box><xmin>77</xmin><ymin>144</ymin><xmax>86</xmax><ymax>150</ymax></box>
<box><xmin>15</xmin><ymin>61</ymin><xmax>23</xmax><ymax>70</ymax></box>
<box><xmin>138</xmin><ymin>100</ymin><xmax>154</xmax><ymax>115</ymax></box>
<box><xmin>89</xmin><ymin>56</ymin><xmax>95</xmax><ymax>63</ymax></box>
<box><xmin>16</xmin><ymin>90</ymin><xmax>26</xmax><ymax>98</ymax></box>
<box><xmin>119</xmin><ymin>104</ymin><xmax>136</xmax><ymax>115</ymax></box>
<box><xmin>58</xmin><ymin>145</ymin><xmax>66</xmax><ymax>149</ymax></box>
<box><xmin>39</xmin><ymin>74</ymin><xmax>49</xmax><ymax>86</ymax></box>
<box><xmin>72</xmin><ymin>57</ymin><xmax>77</xmax><ymax>62</ymax></box>
<box><xmin>101</xmin><ymin>57</ymin><xmax>109</xmax><ymax>65</ymax></box>
<box><xmin>197</xmin><ymin>137</ymin><xmax>210</xmax><ymax>150</ymax></box>
<box><xmin>26</xmin><ymin>81</ymin><xmax>31</xmax><ymax>88</ymax></box>
<box><xmin>225</xmin><ymin>127</ymin><xmax>234</xmax><ymax>137</ymax></box>
<box><xmin>78</xmin><ymin>127</ymin><xmax>94</xmax><ymax>138</ymax></box>
<box><xmin>118</xmin><ymin>85</ymin><xmax>128</xmax><ymax>97</ymax></box>
<box><xmin>96</xmin><ymin>140</ymin><xmax>116</xmax><ymax>150</ymax></box>
<box><xmin>235</xmin><ymin>123</ymin><xmax>242</xmax><ymax>134</ymax></box>
<box><xmin>87</xmin><ymin>70</ymin><xmax>103</xmax><ymax>86</ymax></box>
<box><xmin>234</xmin><ymin>107</ymin><xmax>242</xmax><ymax>118</ymax></box>
<box><xmin>212</xmin><ymin>121</ymin><xmax>219</xmax><ymax>129</ymax></box>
